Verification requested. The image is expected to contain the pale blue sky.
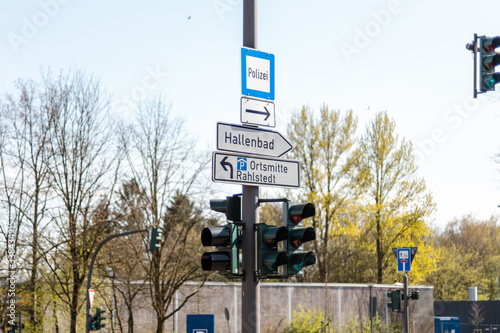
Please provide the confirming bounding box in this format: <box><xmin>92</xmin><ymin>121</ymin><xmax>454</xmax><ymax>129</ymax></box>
<box><xmin>2</xmin><ymin>0</ymin><xmax>500</xmax><ymax>229</ymax></box>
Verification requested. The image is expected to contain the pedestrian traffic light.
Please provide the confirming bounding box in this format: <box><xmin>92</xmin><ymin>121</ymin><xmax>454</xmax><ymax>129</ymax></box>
<box><xmin>479</xmin><ymin>36</ymin><xmax>500</xmax><ymax>91</ymax></box>
<box><xmin>7</xmin><ymin>322</ymin><xmax>17</xmax><ymax>333</ymax></box>
<box><xmin>256</xmin><ymin>223</ymin><xmax>289</xmax><ymax>277</ymax></box>
<box><xmin>387</xmin><ymin>290</ymin><xmax>401</xmax><ymax>312</ymax></box>
<box><xmin>6</xmin><ymin>321</ymin><xmax>24</xmax><ymax>333</ymax></box>
<box><xmin>96</xmin><ymin>307</ymin><xmax>106</xmax><ymax>329</ymax></box>
<box><xmin>89</xmin><ymin>313</ymin><xmax>98</xmax><ymax>331</ymax></box>
<box><xmin>148</xmin><ymin>227</ymin><xmax>162</xmax><ymax>252</ymax></box>
<box><xmin>283</xmin><ymin>201</ymin><xmax>316</xmax><ymax>275</ymax></box>
<box><xmin>201</xmin><ymin>223</ymin><xmax>240</xmax><ymax>275</ymax></box>
<box><xmin>410</xmin><ymin>290</ymin><xmax>420</xmax><ymax>300</ymax></box>
<box><xmin>210</xmin><ymin>194</ymin><xmax>242</xmax><ymax>222</ymax></box>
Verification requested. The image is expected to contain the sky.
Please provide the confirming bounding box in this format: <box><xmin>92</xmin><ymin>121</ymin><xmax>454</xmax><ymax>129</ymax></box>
<box><xmin>1</xmin><ymin>0</ymin><xmax>500</xmax><ymax>230</ymax></box>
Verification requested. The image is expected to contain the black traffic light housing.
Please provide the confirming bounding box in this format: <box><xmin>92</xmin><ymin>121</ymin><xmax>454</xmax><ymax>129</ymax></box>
<box><xmin>466</xmin><ymin>34</ymin><xmax>500</xmax><ymax>98</ymax></box>
<box><xmin>284</xmin><ymin>202</ymin><xmax>316</xmax><ymax>275</ymax></box>
<box><xmin>7</xmin><ymin>321</ymin><xmax>24</xmax><ymax>333</ymax></box>
<box><xmin>210</xmin><ymin>194</ymin><xmax>242</xmax><ymax>222</ymax></box>
<box><xmin>387</xmin><ymin>290</ymin><xmax>402</xmax><ymax>312</ymax></box>
<box><xmin>479</xmin><ymin>36</ymin><xmax>500</xmax><ymax>92</ymax></box>
<box><xmin>7</xmin><ymin>322</ymin><xmax>17</xmax><ymax>333</ymax></box>
<box><xmin>410</xmin><ymin>290</ymin><xmax>420</xmax><ymax>300</ymax></box>
<box><xmin>89</xmin><ymin>313</ymin><xmax>98</xmax><ymax>331</ymax></box>
<box><xmin>148</xmin><ymin>227</ymin><xmax>162</xmax><ymax>252</ymax></box>
<box><xmin>256</xmin><ymin>223</ymin><xmax>289</xmax><ymax>277</ymax></box>
<box><xmin>89</xmin><ymin>307</ymin><xmax>106</xmax><ymax>331</ymax></box>
<box><xmin>96</xmin><ymin>307</ymin><xmax>106</xmax><ymax>329</ymax></box>
<box><xmin>201</xmin><ymin>223</ymin><xmax>240</xmax><ymax>275</ymax></box>
<box><xmin>202</xmin><ymin>194</ymin><xmax>243</xmax><ymax>276</ymax></box>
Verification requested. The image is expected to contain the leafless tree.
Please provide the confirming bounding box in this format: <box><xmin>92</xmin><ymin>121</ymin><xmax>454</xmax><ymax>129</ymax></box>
<box><xmin>0</xmin><ymin>78</ymin><xmax>57</xmax><ymax>331</ymax></box>
<box><xmin>120</xmin><ymin>97</ymin><xmax>209</xmax><ymax>333</ymax></box>
<box><xmin>469</xmin><ymin>302</ymin><xmax>485</xmax><ymax>330</ymax></box>
<box><xmin>39</xmin><ymin>69</ymin><xmax>118</xmax><ymax>333</ymax></box>
<box><xmin>102</xmin><ymin>179</ymin><xmax>149</xmax><ymax>333</ymax></box>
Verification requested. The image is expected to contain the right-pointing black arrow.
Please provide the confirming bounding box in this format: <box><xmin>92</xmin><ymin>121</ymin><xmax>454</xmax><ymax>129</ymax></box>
<box><xmin>220</xmin><ymin>156</ymin><xmax>233</xmax><ymax>178</ymax></box>
<box><xmin>246</xmin><ymin>106</ymin><xmax>270</xmax><ymax>121</ymax></box>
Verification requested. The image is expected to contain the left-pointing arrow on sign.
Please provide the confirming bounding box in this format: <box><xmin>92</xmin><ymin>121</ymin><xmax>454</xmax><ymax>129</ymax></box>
<box><xmin>220</xmin><ymin>156</ymin><xmax>233</xmax><ymax>178</ymax></box>
<box><xmin>212</xmin><ymin>152</ymin><xmax>300</xmax><ymax>188</ymax></box>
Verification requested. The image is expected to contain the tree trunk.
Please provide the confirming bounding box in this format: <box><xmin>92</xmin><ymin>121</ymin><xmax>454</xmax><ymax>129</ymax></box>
<box><xmin>155</xmin><ymin>316</ymin><xmax>166</xmax><ymax>333</ymax></box>
<box><xmin>376</xmin><ymin>211</ymin><xmax>383</xmax><ymax>283</ymax></box>
<box><xmin>128</xmin><ymin>303</ymin><xmax>134</xmax><ymax>333</ymax></box>
<box><xmin>70</xmin><ymin>280</ymin><xmax>81</xmax><ymax>333</ymax></box>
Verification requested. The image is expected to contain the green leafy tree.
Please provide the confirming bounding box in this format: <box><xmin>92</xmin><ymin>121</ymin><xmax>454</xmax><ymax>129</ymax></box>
<box><xmin>357</xmin><ymin>111</ymin><xmax>437</xmax><ymax>283</ymax></box>
<box><xmin>287</xmin><ymin>105</ymin><xmax>364</xmax><ymax>282</ymax></box>
<box><xmin>283</xmin><ymin>308</ymin><xmax>325</xmax><ymax>333</ymax></box>
<box><xmin>426</xmin><ymin>215</ymin><xmax>500</xmax><ymax>300</ymax></box>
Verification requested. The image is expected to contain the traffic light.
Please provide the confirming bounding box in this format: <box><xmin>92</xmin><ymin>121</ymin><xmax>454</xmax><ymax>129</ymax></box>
<box><xmin>7</xmin><ymin>322</ymin><xmax>17</xmax><ymax>333</ymax></box>
<box><xmin>201</xmin><ymin>194</ymin><xmax>242</xmax><ymax>275</ymax></box>
<box><xmin>6</xmin><ymin>321</ymin><xmax>24</xmax><ymax>333</ymax></box>
<box><xmin>256</xmin><ymin>223</ymin><xmax>289</xmax><ymax>277</ymax></box>
<box><xmin>201</xmin><ymin>223</ymin><xmax>239</xmax><ymax>275</ymax></box>
<box><xmin>284</xmin><ymin>201</ymin><xmax>316</xmax><ymax>275</ymax></box>
<box><xmin>96</xmin><ymin>307</ymin><xmax>106</xmax><ymax>329</ymax></box>
<box><xmin>148</xmin><ymin>227</ymin><xmax>162</xmax><ymax>252</ymax></box>
<box><xmin>479</xmin><ymin>36</ymin><xmax>500</xmax><ymax>91</ymax></box>
<box><xmin>387</xmin><ymin>290</ymin><xmax>401</xmax><ymax>312</ymax></box>
<box><xmin>89</xmin><ymin>314</ymin><xmax>98</xmax><ymax>331</ymax></box>
<box><xmin>210</xmin><ymin>194</ymin><xmax>242</xmax><ymax>222</ymax></box>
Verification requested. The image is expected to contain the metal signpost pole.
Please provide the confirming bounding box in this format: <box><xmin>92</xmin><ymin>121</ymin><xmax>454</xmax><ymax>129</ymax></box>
<box><xmin>242</xmin><ymin>2</ymin><xmax>260</xmax><ymax>333</ymax></box>
<box><xmin>242</xmin><ymin>185</ymin><xmax>259</xmax><ymax>333</ymax></box>
<box><xmin>403</xmin><ymin>271</ymin><xmax>409</xmax><ymax>333</ymax></box>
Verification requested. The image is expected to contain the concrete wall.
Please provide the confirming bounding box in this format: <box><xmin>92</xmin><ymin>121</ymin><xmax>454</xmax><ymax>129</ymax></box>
<box><xmin>117</xmin><ymin>282</ymin><xmax>434</xmax><ymax>333</ymax></box>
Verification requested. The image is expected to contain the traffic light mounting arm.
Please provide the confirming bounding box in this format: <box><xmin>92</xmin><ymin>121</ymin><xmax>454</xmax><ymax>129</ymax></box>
<box><xmin>86</xmin><ymin>228</ymin><xmax>150</xmax><ymax>333</ymax></box>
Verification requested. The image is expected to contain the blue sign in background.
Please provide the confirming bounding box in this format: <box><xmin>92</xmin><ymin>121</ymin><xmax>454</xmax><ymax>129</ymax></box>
<box><xmin>241</xmin><ymin>48</ymin><xmax>275</xmax><ymax>100</ymax></box>
<box><xmin>397</xmin><ymin>248</ymin><xmax>411</xmax><ymax>272</ymax></box>
<box><xmin>186</xmin><ymin>314</ymin><xmax>214</xmax><ymax>333</ymax></box>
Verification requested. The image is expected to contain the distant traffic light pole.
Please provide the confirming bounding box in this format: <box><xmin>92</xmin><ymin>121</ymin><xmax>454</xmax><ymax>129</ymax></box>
<box><xmin>466</xmin><ymin>34</ymin><xmax>478</xmax><ymax>98</ymax></box>
<box><xmin>242</xmin><ymin>1</ymin><xmax>259</xmax><ymax>333</ymax></box>
<box><xmin>403</xmin><ymin>271</ymin><xmax>409</xmax><ymax>333</ymax></box>
<box><xmin>391</xmin><ymin>247</ymin><xmax>418</xmax><ymax>333</ymax></box>
<box><xmin>85</xmin><ymin>228</ymin><xmax>150</xmax><ymax>333</ymax></box>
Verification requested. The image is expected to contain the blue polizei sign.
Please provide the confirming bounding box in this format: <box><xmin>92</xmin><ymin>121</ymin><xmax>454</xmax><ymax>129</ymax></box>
<box><xmin>397</xmin><ymin>248</ymin><xmax>411</xmax><ymax>272</ymax></box>
<box><xmin>186</xmin><ymin>314</ymin><xmax>214</xmax><ymax>333</ymax></box>
<box><xmin>241</xmin><ymin>48</ymin><xmax>275</xmax><ymax>100</ymax></box>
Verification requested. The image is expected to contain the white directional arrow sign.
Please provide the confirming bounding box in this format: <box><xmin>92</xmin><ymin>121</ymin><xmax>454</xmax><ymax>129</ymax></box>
<box><xmin>212</xmin><ymin>151</ymin><xmax>300</xmax><ymax>188</ymax></box>
<box><xmin>241</xmin><ymin>97</ymin><xmax>276</xmax><ymax>127</ymax></box>
<box><xmin>217</xmin><ymin>122</ymin><xmax>292</xmax><ymax>157</ymax></box>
